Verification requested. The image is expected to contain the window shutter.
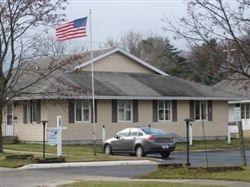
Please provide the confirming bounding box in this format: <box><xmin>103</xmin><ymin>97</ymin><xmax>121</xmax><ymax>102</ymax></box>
<box><xmin>133</xmin><ymin>100</ymin><xmax>138</xmax><ymax>122</ymax></box>
<box><xmin>68</xmin><ymin>99</ymin><xmax>74</xmax><ymax>123</ymax></box>
<box><xmin>190</xmin><ymin>100</ymin><xmax>194</xmax><ymax>120</ymax></box>
<box><xmin>152</xmin><ymin>100</ymin><xmax>158</xmax><ymax>122</ymax></box>
<box><xmin>112</xmin><ymin>100</ymin><xmax>117</xmax><ymax>123</ymax></box>
<box><xmin>172</xmin><ymin>100</ymin><xmax>177</xmax><ymax>122</ymax></box>
<box><xmin>23</xmin><ymin>102</ymin><xmax>27</xmax><ymax>124</ymax></box>
<box><xmin>91</xmin><ymin>100</ymin><xmax>97</xmax><ymax>123</ymax></box>
<box><xmin>208</xmin><ymin>100</ymin><xmax>213</xmax><ymax>121</ymax></box>
<box><xmin>36</xmin><ymin>100</ymin><xmax>41</xmax><ymax>124</ymax></box>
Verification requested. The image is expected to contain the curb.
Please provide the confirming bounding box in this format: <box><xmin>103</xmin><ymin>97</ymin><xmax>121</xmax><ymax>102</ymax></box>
<box><xmin>18</xmin><ymin>160</ymin><xmax>158</xmax><ymax>170</ymax></box>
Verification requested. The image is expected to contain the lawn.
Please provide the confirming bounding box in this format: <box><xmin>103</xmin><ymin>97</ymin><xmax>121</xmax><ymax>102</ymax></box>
<box><xmin>140</xmin><ymin>166</ymin><xmax>250</xmax><ymax>182</ymax></box>
<box><xmin>1</xmin><ymin>138</ymin><xmax>250</xmax><ymax>168</ymax></box>
<box><xmin>1</xmin><ymin>144</ymin><xmax>137</xmax><ymax>168</ymax></box>
<box><xmin>175</xmin><ymin>138</ymin><xmax>250</xmax><ymax>151</ymax></box>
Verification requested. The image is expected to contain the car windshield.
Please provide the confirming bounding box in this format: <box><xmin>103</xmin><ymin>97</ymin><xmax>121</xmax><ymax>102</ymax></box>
<box><xmin>141</xmin><ymin>128</ymin><xmax>166</xmax><ymax>135</ymax></box>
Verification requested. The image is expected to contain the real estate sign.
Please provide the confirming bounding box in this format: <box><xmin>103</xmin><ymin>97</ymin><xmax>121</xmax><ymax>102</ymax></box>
<box><xmin>234</xmin><ymin>107</ymin><xmax>241</xmax><ymax>122</ymax></box>
<box><xmin>47</xmin><ymin>128</ymin><xmax>58</xmax><ymax>146</ymax></box>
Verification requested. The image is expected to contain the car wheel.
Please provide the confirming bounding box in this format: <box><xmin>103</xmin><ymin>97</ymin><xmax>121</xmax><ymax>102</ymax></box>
<box><xmin>135</xmin><ymin>145</ymin><xmax>144</xmax><ymax>158</ymax></box>
<box><xmin>160</xmin><ymin>151</ymin><xmax>170</xmax><ymax>158</ymax></box>
<box><xmin>104</xmin><ymin>144</ymin><xmax>112</xmax><ymax>155</ymax></box>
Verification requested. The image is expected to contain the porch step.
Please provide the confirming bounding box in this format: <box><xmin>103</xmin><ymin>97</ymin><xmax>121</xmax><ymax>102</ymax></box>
<box><xmin>3</xmin><ymin>136</ymin><xmax>18</xmax><ymax>144</ymax></box>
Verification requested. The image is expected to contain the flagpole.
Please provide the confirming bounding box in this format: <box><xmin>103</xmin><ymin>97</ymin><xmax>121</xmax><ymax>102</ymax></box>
<box><xmin>89</xmin><ymin>9</ymin><xmax>96</xmax><ymax>156</ymax></box>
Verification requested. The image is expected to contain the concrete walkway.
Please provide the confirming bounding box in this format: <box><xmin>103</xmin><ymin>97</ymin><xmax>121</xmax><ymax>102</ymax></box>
<box><xmin>18</xmin><ymin>160</ymin><xmax>157</xmax><ymax>169</ymax></box>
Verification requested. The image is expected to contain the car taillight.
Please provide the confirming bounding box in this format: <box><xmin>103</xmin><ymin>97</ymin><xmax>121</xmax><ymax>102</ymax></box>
<box><xmin>147</xmin><ymin>135</ymin><xmax>154</xmax><ymax>141</ymax></box>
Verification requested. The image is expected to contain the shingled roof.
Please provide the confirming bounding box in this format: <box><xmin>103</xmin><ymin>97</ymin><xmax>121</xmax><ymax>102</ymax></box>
<box><xmin>213</xmin><ymin>73</ymin><xmax>250</xmax><ymax>101</ymax></box>
<box><xmin>11</xmin><ymin>48</ymin><xmax>245</xmax><ymax>101</ymax></box>
<box><xmin>13</xmin><ymin>71</ymin><xmax>245</xmax><ymax>101</ymax></box>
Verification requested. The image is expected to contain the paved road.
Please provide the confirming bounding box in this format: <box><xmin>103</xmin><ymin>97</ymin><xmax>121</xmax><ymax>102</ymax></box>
<box><xmin>152</xmin><ymin>149</ymin><xmax>250</xmax><ymax>167</ymax></box>
<box><xmin>0</xmin><ymin>150</ymin><xmax>250</xmax><ymax>187</ymax></box>
<box><xmin>0</xmin><ymin>165</ymin><xmax>157</xmax><ymax>187</ymax></box>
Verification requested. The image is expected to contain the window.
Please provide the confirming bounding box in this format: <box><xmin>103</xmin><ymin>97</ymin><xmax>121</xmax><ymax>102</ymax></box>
<box><xmin>118</xmin><ymin>100</ymin><xmax>132</xmax><ymax>122</ymax></box>
<box><xmin>194</xmin><ymin>101</ymin><xmax>207</xmax><ymax>120</ymax></box>
<box><xmin>75</xmin><ymin>100</ymin><xmax>91</xmax><ymax>122</ymax></box>
<box><xmin>129</xmin><ymin>128</ymin><xmax>139</xmax><ymax>137</ymax></box>
<box><xmin>241</xmin><ymin>103</ymin><xmax>250</xmax><ymax>119</ymax></box>
<box><xmin>158</xmin><ymin>100</ymin><xmax>172</xmax><ymax>121</ymax></box>
<box><xmin>117</xmin><ymin>128</ymin><xmax>130</xmax><ymax>137</ymax></box>
<box><xmin>24</xmin><ymin>100</ymin><xmax>40</xmax><ymax>124</ymax></box>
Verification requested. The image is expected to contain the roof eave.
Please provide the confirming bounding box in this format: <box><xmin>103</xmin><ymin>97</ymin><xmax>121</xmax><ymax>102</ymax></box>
<box><xmin>12</xmin><ymin>95</ymin><xmax>244</xmax><ymax>101</ymax></box>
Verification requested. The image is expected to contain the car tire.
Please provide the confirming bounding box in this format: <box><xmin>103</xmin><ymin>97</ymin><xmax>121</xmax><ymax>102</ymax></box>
<box><xmin>104</xmin><ymin>144</ymin><xmax>112</xmax><ymax>155</ymax></box>
<box><xmin>160</xmin><ymin>151</ymin><xmax>170</xmax><ymax>158</ymax></box>
<box><xmin>135</xmin><ymin>145</ymin><xmax>144</xmax><ymax>158</ymax></box>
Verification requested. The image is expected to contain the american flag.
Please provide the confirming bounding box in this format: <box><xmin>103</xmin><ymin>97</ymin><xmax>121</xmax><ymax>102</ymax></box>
<box><xmin>56</xmin><ymin>17</ymin><xmax>87</xmax><ymax>41</ymax></box>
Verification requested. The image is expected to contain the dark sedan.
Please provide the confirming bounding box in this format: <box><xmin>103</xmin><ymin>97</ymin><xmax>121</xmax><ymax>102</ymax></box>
<box><xmin>103</xmin><ymin>127</ymin><xmax>176</xmax><ymax>158</ymax></box>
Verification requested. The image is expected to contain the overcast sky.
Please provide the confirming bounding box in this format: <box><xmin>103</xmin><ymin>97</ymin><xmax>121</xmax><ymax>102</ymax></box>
<box><xmin>64</xmin><ymin>0</ymin><xmax>188</xmax><ymax>50</ymax></box>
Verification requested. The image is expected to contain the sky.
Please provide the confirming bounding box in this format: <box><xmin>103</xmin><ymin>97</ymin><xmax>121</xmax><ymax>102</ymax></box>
<box><xmin>63</xmin><ymin>0</ymin><xmax>188</xmax><ymax>50</ymax></box>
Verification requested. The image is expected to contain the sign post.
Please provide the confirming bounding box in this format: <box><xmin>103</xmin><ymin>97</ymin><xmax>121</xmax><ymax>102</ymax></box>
<box><xmin>234</xmin><ymin>107</ymin><xmax>241</xmax><ymax>122</ymax></box>
<box><xmin>57</xmin><ymin>115</ymin><xmax>62</xmax><ymax>157</ymax></box>
<box><xmin>46</xmin><ymin>116</ymin><xmax>66</xmax><ymax>158</ymax></box>
<box><xmin>234</xmin><ymin>107</ymin><xmax>247</xmax><ymax>166</ymax></box>
<box><xmin>184</xmin><ymin>118</ymin><xmax>193</xmax><ymax>166</ymax></box>
<box><xmin>41</xmin><ymin>120</ymin><xmax>48</xmax><ymax>159</ymax></box>
<box><xmin>47</xmin><ymin>128</ymin><xmax>58</xmax><ymax>146</ymax></box>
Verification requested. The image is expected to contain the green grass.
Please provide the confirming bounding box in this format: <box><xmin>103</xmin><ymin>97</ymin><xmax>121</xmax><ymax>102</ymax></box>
<box><xmin>175</xmin><ymin>138</ymin><xmax>250</xmax><ymax>151</ymax></box>
<box><xmin>59</xmin><ymin>181</ymin><xmax>224</xmax><ymax>187</ymax></box>
<box><xmin>140</xmin><ymin>166</ymin><xmax>250</xmax><ymax>182</ymax></box>
<box><xmin>1</xmin><ymin>138</ymin><xmax>250</xmax><ymax>168</ymax></box>
<box><xmin>1</xmin><ymin>144</ymin><xmax>138</xmax><ymax>168</ymax></box>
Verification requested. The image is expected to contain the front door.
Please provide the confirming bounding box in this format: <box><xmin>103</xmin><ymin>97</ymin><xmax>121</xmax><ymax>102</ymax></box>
<box><xmin>5</xmin><ymin>103</ymin><xmax>14</xmax><ymax>136</ymax></box>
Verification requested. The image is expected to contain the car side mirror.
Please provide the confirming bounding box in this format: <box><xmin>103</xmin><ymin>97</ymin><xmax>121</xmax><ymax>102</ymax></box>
<box><xmin>114</xmin><ymin>134</ymin><xmax>120</xmax><ymax>139</ymax></box>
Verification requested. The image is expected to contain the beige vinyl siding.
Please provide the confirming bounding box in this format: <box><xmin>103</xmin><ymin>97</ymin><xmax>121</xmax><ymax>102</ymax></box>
<box><xmin>12</xmin><ymin>99</ymin><xmax>230</xmax><ymax>142</ymax></box>
<box><xmin>81</xmin><ymin>53</ymin><xmax>155</xmax><ymax>74</ymax></box>
<box><xmin>138</xmin><ymin>100</ymin><xmax>152</xmax><ymax>124</ymax></box>
<box><xmin>11</xmin><ymin>101</ymin><xmax>43</xmax><ymax>141</ymax></box>
<box><xmin>244</xmin><ymin>130</ymin><xmax>250</xmax><ymax>137</ymax></box>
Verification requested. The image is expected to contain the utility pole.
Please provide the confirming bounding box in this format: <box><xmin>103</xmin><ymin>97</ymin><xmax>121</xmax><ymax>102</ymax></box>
<box><xmin>223</xmin><ymin>40</ymin><xmax>236</xmax><ymax>63</ymax></box>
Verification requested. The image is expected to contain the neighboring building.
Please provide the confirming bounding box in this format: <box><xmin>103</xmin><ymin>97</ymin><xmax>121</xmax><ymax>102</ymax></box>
<box><xmin>213</xmin><ymin>75</ymin><xmax>250</xmax><ymax>137</ymax></box>
<box><xmin>2</xmin><ymin>48</ymin><xmax>244</xmax><ymax>143</ymax></box>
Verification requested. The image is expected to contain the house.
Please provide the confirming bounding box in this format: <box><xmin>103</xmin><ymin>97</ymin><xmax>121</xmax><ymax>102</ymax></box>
<box><xmin>213</xmin><ymin>75</ymin><xmax>250</xmax><ymax>137</ymax></box>
<box><xmin>2</xmin><ymin>48</ymin><xmax>244</xmax><ymax>144</ymax></box>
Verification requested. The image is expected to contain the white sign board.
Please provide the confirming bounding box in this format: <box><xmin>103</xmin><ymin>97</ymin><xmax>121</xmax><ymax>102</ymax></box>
<box><xmin>234</xmin><ymin>107</ymin><xmax>241</xmax><ymax>122</ymax></box>
<box><xmin>47</xmin><ymin>128</ymin><xmax>58</xmax><ymax>146</ymax></box>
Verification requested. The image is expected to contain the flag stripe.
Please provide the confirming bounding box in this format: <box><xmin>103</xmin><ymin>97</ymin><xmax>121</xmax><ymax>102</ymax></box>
<box><xmin>57</xmin><ymin>32</ymin><xmax>87</xmax><ymax>41</ymax></box>
<box><xmin>56</xmin><ymin>29</ymin><xmax>86</xmax><ymax>37</ymax></box>
<box><xmin>56</xmin><ymin>17</ymin><xmax>87</xmax><ymax>41</ymax></box>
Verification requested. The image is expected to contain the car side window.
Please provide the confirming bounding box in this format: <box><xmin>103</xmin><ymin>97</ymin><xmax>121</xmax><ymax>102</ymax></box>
<box><xmin>138</xmin><ymin>132</ymin><xmax>143</xmax><ymax>136</ymax></box>
<box><xmin>118</xmin><ymin>129</ymin><xmax>130</xmax><ymax>137</ymax></box>
<box><xmin>129</xmin><ymin>129</ymin><xmax>139</xmax><ymax>137</ymax></box>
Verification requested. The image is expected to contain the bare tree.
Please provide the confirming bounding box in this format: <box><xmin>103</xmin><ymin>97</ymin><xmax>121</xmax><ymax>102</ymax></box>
<box><xmin>101</xmin><ymin>36</ymin><xmax>119</xmax><ymax>48</ymax></box>
<box><xmin>186</xmin><ymin>39</ymin><xmax>226</xmax><ymax>85</ymax></box>
<box><xmin>0</xmin><ymin>0</ymin><xmax>68</xmax><ymax>152</ymax></box>
<box><xmin>102</xmin><ymin>31</ymin><xmax>186</xmax><ymax>76</ymax></box>
<box><xmin>28</xmin><ymin>33</ymin><xmax>87</xmax><ymax>57</ymax></box>
<box><xmin>162</xmin><ymin>0</ymin><xmax>250</xmax><ymax>79</ymax></box>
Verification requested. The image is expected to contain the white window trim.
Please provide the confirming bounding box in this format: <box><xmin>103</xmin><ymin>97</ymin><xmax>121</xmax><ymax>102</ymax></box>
<box><xmin>27</xmin><ymin>100</ymin><xmax>38</xmax><ymax>124</ymax></box>
<box><xmin>158</xmin><ymin>100</ymin><xmax>172</xmax><ymax>122</ymax></box>
<box><xmin>194</xmin><ymin>101</ymin><xmax>208</xmax><ymax>121</ymax></box>
<box><xmin>241</xmin><ymin>103</ymin><xmax>250</xmax><ymax>119</ymax></box>
<box><xmin>74</xmin><ymin>100</ymin><xmax>91</xmax><ymax>123</ymax></box>
<box><xmin>117</xmin><ymin>100</ymin><xmax>133</xmax><ymax>122</ymax></box>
